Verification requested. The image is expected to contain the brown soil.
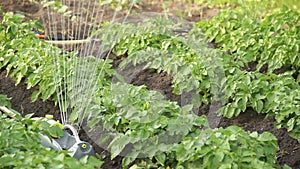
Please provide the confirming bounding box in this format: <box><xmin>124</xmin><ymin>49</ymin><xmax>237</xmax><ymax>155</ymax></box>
<box><xmin>1</xmin><ymin>1</ymin><xmax>300</xmax><ymax>169</ymax></box>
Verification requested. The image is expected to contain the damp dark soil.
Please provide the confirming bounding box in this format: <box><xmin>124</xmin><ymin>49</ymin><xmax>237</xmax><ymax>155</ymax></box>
<box><xmin>1</xmin><ymin>1</ymin><xmax>300</xmax><ymax>169</ymax></box>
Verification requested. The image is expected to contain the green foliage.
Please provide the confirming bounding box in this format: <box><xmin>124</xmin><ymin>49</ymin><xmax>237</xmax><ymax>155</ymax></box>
<box><xmin>100</xmin><ymin>0</ymin><xmax>140</xmax><ymax>11</ymax></box>
<box><xmin>96</xmin><ymin>15</ymin><xmax>296</xmax><ymax>167</ymax></box>
<box><xmin>197</xmin><ymin>8</ymin><xmax>300</xmax><ymax>72</ymax></box>
<box><xmin>0</xmin><ymin>10</ymin><xmax>114</xmax><ymax>115</ymax></box>
<box><xmin>0</xmin><ymin>11</ymin><xmax>59</xmax><ymax>102</ymax></box>
<box><xmin>194</xmin><ymin>0</ymin><xmax>300</xmax><ymax>14</ymax></box>
<box><xmin>68</xmin><ymin>56</ymin><xmax>115</xmax><ymax>123</ymax></box>
<box><xmin>197</xmin><ymin>7</ymin><xmax>300</xmax><ymax>142</ymax></box>
<box><xmin>195</xmin><ymin>0</ymin><xmax>240</xmax><ymax>8</ymax></box>
<box><xmin>0</xmin><ymin>106</ymin><xmax>103</xmax><ymax>169</ymax></box>
<box><xmin>100</xmin><ymin>17</ymin><xmax>224</xmax><ymax>108</ymax></box>
<box><xmin>28</xmin><ymin>0</ymin><xmax>75</xmax><ymax>19</ymax></box>
<box><xmin>220</xmin><ymin>69</ymin><xmax>300</xmax><ymax>142</ymax></box>
<box><xmin>86</xmin><ymin>82</ymin><xmax>280</xmax><ymax>168</ymax></box>
<box><xmin>0</xmin><ymin>5</ymin><xmax>292</xmax><ymax>169</ymax></box>
<box><xmin>173</xmin><ymin>126</ymin><xmax>278</xmax><ymax>169</ymax></box>
<box><xmin>0</xmin><ymin>94</ymin><xmax>11</xmax><ymax>108</ymax></box>
<box><xmin>90</xmin><ymin>83</ymin><xmax>204</xmax><ymax>161</ymax></box>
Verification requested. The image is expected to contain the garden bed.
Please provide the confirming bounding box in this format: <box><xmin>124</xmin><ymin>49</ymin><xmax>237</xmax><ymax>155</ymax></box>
<box><xmin>1</xmin><ymin>0</ymin><xmax>300</xmax><ymax>168</ymax></box>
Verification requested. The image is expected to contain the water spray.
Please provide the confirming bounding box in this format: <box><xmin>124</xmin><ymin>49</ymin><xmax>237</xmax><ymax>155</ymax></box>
<box><xmin>34</xmin><ymin>0</ymin><xmax>136</xmax><ymax>161</ymax></box>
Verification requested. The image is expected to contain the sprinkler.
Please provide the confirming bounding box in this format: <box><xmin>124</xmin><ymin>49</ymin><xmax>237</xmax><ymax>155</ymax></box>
<box><xmin>37</xmin><ymin>115</ymin><xmax>96</xmax><ymax>160</ymax></box>
<box><xmin>31</xmin><ymin>29</ymin><xmax>97</xmax><ymax>159</ymax></box>
<box><xmin>0</xmin><ymin>106</ymin><xmax>96</xmax><ymax>160</ymax></box>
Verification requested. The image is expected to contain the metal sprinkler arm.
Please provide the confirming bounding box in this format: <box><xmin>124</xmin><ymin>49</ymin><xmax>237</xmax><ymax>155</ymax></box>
<box><xmin>45</xmin><ymin>39</ymin><xmax>92</xmax><ymax>45</ymax></box>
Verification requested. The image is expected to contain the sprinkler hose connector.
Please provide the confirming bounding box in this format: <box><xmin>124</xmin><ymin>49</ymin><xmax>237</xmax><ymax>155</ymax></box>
<box><xmin>33</xmin><ymin>31</ymin><xmax>46</xmax><ymax>39</ymax></box>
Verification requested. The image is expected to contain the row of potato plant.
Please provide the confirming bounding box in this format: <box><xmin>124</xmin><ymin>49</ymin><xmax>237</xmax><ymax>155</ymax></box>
<box><xmin>197</xmin><ymin>7</ymin><xmax>300</xmax><ymax>72</ymax></box>
<box><xmin>0</xmin><ymin>10</ymin><xmax>61</xmax><ymax>102</ymax></box>
<box><xmin>0</xmin><ymin>9</ymin><xmax>288</xmax><ymax>168</ymax></box>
